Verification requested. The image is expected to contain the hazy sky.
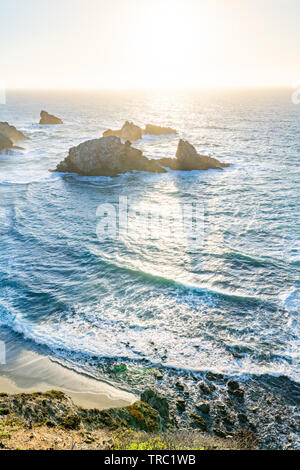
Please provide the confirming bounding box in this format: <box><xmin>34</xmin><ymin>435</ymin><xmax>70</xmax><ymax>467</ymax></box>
<box><xmin>1</xmin><ymin>0</ymin><xmax>300</xmax><ymax>88</ymax></box>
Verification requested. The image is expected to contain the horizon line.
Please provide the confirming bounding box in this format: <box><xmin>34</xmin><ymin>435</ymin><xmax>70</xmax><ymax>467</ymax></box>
<box><xmin>3</xmin><ymin>85</ymin><xmax>295</xmax><ymax>92</ymax></box>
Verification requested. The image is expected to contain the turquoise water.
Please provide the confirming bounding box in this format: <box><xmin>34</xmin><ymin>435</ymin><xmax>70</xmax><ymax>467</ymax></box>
<box><xmin>0</xmin><ymin>89</ymin><xmax>299</xmax><ymax>387</ymax></box>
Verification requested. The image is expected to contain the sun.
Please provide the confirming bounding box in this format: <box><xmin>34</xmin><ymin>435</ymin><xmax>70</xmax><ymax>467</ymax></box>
<box><xmin>135</xmin><ymin>1</ymin><xmax>223</xmax><ymax>89</ymax></box>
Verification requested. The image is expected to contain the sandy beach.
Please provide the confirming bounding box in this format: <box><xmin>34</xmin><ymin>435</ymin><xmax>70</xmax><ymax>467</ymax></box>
<box><xmin>0</xmin><ymin>327</ymin><xmax>137</xmax><ymax>409</ymax></box>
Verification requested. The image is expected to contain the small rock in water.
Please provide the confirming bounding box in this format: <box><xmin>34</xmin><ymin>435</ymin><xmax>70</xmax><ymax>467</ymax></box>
<box><xmin>103</xmin><ymin>121</ymin><xmax>142</xmax><ymax>141</ymax></box>
<box><xmin>229</xmin><ymin>388</ymin><xmax>244</xmax><ymax>398</ymax></box>
<box><xmin>143</xmin><ymin>124</ymin><xmax>177</xmax><ymax>135</ymax></box>
<box><xmin>195</xmin><ymin>402</ymin><xmax>210</xmax><ymax>414</ymax></box>
<box><xmin>39</xmin><ymin>110</ymin><xmax>63</xmax><ymax>125</ymax></box>
<box><xmin>176</xmin><ymin>399</ymin><xmax>186</xmax><ymax>413</ymax></box>
<box><xmin>238</xmin><ymin>413</ymin><xmax>248</xmax><ymax>424</ymax></box>
<box><xmin>175</xmin><ymin>381</ymin><xmax>185</xmax><ymax>391</ymax></box>
<box><xmin>227</xmin><ymin>380</ymin><xmax>240</xmax><ymax>391</ymax></box>
<box><xmin>198</xmin><ymin>381</ymin><xmax>212</xmax><ymax>395</ymax></box>
<box><xmin>190</xmin><ymin>413</ymin><xmax>207</xmax><ymax>431</ymax></box>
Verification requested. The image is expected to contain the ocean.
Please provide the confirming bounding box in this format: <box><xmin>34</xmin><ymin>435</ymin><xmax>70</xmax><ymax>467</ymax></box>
<box><xmin>0</xmin><ymin>88</ymin><xmax>299</xmax><ymax>448</ymax></box>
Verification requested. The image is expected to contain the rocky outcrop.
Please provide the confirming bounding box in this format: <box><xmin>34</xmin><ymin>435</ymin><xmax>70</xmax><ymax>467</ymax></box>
<box><xmin>157</xmin><ymin>139</ymin><xmax>230</xmax><ymax>171</ymax></box>
<box><xmin>0</xmin><ymin>122</ymin><xmax>29</xmax><ymax>142</ymax></box>
<box><xmin>140</xmin><ymin>389</ymin><xmax>169</xmax><ymax>421</ymax></box>
<box><xmin>55</xmin><ymin>137</ymin><xmax>230</xmax><ymax>177</ymax></box>
<box><xmin>103</xmin><ymin>121</ymin><xmax>142</xmax><ymax>141</ymax></box>
<box><xmin>0</xmin><ymin>132</ymin><xmax>13</xmax><ymax>153</ymax></box>
<box><xmin>39</xmin><ymin>110</ymin><xmax>63</xmax><ymax>125</ymax></box>
<box><xmin>0</xmin><ymin>390</ymin><xmax>160</xmax><ymax>433</ymax></box>
<box><xmin>144</xmin><ymin>124</ymin><xmax>177</xmax><ymax>135</ymax></box>
<box><xmin>103</xmin><ymin>122</ymin><xmax>178</xmax><ymax>140</ymax></box>
<box><xmin>55</xmin><ymin>136</ymin><xmax>166</xmax><ymax>176</ymax></box>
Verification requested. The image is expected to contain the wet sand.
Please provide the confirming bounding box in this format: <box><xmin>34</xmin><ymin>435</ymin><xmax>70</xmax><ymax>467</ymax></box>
<box><xmin>0</xmin><ymin>327</ymin><xmax>137</xmax><ymax>409</ymax></box>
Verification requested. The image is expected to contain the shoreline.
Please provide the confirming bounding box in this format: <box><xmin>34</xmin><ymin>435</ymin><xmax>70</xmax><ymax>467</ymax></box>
<box><xmin>0</xmin><ymin>327</ymin><xmax>137</xmax><ymax>410</ymax></box>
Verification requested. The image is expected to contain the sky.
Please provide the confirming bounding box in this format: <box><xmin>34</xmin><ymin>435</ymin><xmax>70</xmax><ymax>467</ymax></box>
<box><xmin>1</xmin><ymin>0</ymin><xmax>300</xmax><ymax>89</ymax></box>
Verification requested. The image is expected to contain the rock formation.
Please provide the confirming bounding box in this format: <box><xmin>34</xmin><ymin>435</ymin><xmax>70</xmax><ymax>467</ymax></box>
<box><xmin>55</xmin><ymin>136</ymin><xmax>166</xmax><ymax>176</ymax></box>
<box><xmin>0</xmin><ymin>132</ymin><xmax>14</xmax><ymax>153</ymax></box>
<box><xmin>144</xmin><ymin>124</ymin><xmax>177</xmax><ymax>135</ymax></box>
<box><xmin>103</xmin><ymin>121</ymin><xmax>142</xmax><ymax>141</ymax></box>
<box><xmin>0</xmin><ymin>122</ymin><xmax>29</xmax><ymax>142</ymax></box>
<box><xmin>103</xmin><ymin>122</ymin><xmax>178</xmax><ymax>140</ymax></box>
<box><xmin>39</xmin><ymin>110</ymin><xmax>63</xmax><ymax>125</ymax></box>
<box><xmin>55</xmin><ymin>136</ymin><xmax>230</xmax><ymax>177</ymax></box>
<box><xmin>157</xmin><ymin>139</ymin><xmax>230</xmax><ymax>171</ymax></box>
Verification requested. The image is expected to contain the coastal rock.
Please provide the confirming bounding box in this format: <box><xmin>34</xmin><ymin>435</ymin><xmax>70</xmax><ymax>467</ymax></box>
<box><xmin>55</xmin><ymin>136</ymin><xmax>166</xmax><ymax>176</ymax></box>
<box><xmin>39</xmin><ymin>110</ymin><xmax>63</xmax><ymax>125</ymax></box>
<box><xmin>0</xmin><ymin>132</ymin><xmax>13</xmax><ymax>153</ymax></box>
<box><xmin>143</xmin><ymin>124</ymin><xmax>177</xmax><ymax>135</ymax></box>
<box><xmin>140</xmin><ymin>389</ymin><xmax>169</xmax><ymax>420</ymax></box>
<box><xmin>227</xmin><ymin>380</ymin><xmax>244</xmax><ymax>398</ymax></box>
<box><xmin>175</xmin><ymin>381</ymin><xmax>185</xmax><ymax>391</ymax></box>
<box><xmin>190</xmin><ymin>413</ymin><xmax>207</xmax><ymax>431</ymax></box>
<box><xmin>0</xmin><ymin>122</ymin><xmax>29</xmax><ymax>142</ymax></box>
<box><xmin>195</xmin><ymin>402</ymin><xmax>210</xmax><ymax>414</ymax></box>
<box><xmin>0</xmin><ymin>390</ymin><xmax>160</xmax><ymax>433</ymax></box>
<box><xmin>198</xmin><ymin>381</ymin><xmax>212</xmax><ymax>395</ymax></box>
<box><xmin>103</xmin><ymin>121</ymin><xmax>143</xmax><ymax>141</ymax></box>
<box><xmin>213</xmin><ymin>428</ymin><xmax>227</xmax><ymax>438</ymax></box>
<box><xmin>227</xmin><ymin>380</ymin><xmax>239</xmax><ymax>391</ymax></box>
<box><xmin>176</xmin><ymin>398</ymin><xmax>186</xmax><ymax>413</ymax></box>
<box><xmin>158</xmin><ymin>139</ymin><xmax>230</xmax><ymax>171</ymax></box>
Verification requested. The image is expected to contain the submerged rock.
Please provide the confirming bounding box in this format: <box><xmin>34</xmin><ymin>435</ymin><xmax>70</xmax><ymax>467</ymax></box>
<box><xmin>0</xmin><ymin>122</ymin><xmax>29</xmax><ymax>142</ymax></box>
<box><xmin>103</xmin><ymin>121</ymin><xmax>143</xmax><ymax>141</ymax></box>
<box><xmin>158</xmin><ymin>139</ymin><xmax>230</xmax><ymax>171</ymax></box>
<box><xmin>39</xmin><ymin>110</ymin><xmax>63</xmax><ymax>125</ymax></box>
<box><xmin>55</xmin><ymin>136</ymin><xmax>166</xmax><ymax>176</ymax></box>
<box><xmin>144</xmin><ymin>124</ymin><xmax>177</xmax><ymax>135</ymax></box>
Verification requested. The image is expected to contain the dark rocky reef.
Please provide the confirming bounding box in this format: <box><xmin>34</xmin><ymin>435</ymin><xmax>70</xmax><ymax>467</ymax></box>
<box><xmin>144</xmin><ymin>124</ymin><xmax>177</xmax><ymax>135</ymax></box>
<box><xmin>40</xmin><ymin>110</ymin><xmax>63</xmax><ymax>125</ymax></box>
<box><xmin>158</xmin><ymin>139</ymin><xmax>230</xmax><ymax>171</ymax></box>
<box><xmin>55</xmin><ymin>136</ymin><xmax>166</xmax><ymax>176</ymax></box>
<box><xmin>103</xmin><ymin>121</ymin><xmax>142</xmax><ymax>141</ymax></box>
<box><xmin>0</xmin><ymin>122</ymin><xmax>29</xmax><ymax>142</ymax></box>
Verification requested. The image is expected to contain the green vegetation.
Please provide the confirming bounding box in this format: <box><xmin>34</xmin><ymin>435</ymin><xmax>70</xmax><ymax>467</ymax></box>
<box><xmin>113</xmin><ymin>429</ymin><xmax>239</xmax><ymax>450</ymax></box>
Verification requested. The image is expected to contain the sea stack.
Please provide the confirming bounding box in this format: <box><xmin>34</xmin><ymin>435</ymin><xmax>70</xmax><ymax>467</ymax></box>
<box><xmin>0</xmin><ymin>122</ymin><xmax>29</xmax><ymax>142</ymax></box>
<box><xmin>39</xmin><ymin>110</ymin><xmax>63</xmax><ymax>125</ymax></box>
<box><xmin>157</xmin><ymin>139</ymin><xmax>230</xmax><ymax>171</ymax></box>
<box><xmin>55</xmin><ymin>136</ymin><xmax>166</xmax><ymax>176</ymax></box>
<box><xmin>103</xmin><ymin>121</ymin><xmax>143</xmax><ymax>141</ymax></box>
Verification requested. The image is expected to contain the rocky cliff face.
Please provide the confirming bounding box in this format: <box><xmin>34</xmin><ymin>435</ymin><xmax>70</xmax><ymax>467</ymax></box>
<box><xmin>55</xmin><ymin>136</ymin><xmax>166</xmax><ymax>176</ymax></box>
<box><xmin>103</xmin><ymin>121</ymin><xmax>143</xmax><ymax>141</ymax></box>
<box><xmin>40</xmin><ymin>110</ymin><xmax>63</xmax><ymax>124</ymax></box>
<box><xmin>0</xmin><ymin>122</ymin><xmax>29</xmax><ymax>142</ymax></box>
<box><xmin>158</xmin><ymin>139</ymin><xmax>230</xmax><ymax>171</ymax></box>
<box><xmin>144</xmin><ymin>124</ymin><xmax>177</xmax><ymax>135</ymax></box>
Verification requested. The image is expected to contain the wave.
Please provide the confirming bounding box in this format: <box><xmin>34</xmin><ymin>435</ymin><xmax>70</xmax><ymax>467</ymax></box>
<box><xmin>1</xmin><ymin>310</ymin><xmax>299</xmax><ymax>386</ymax></box>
